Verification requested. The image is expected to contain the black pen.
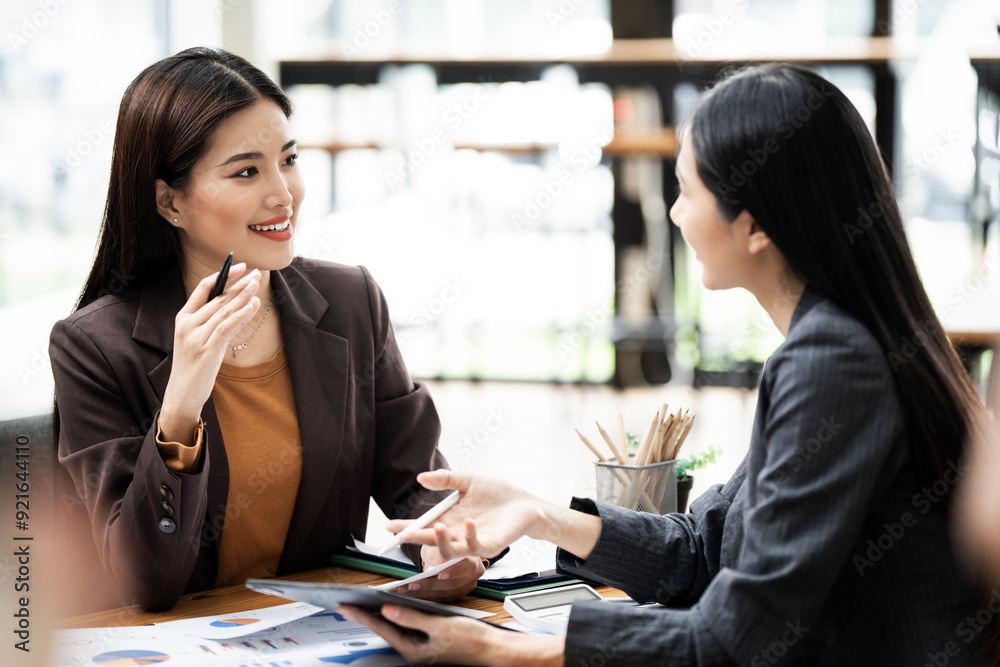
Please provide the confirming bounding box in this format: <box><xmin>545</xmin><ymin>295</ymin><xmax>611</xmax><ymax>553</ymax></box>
<box><xmin>207</xmin><ymin>252</ymin><xmax>233</xmax><ymax>302</ymax></box>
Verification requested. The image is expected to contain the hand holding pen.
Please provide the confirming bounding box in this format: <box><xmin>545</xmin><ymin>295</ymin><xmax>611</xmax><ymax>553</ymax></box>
<box><xmin>207</xmin><ymin>251</ymin><xmax>234</xmax><ymax>301</ymax></box>
<box><xmin>158</xmin><ymin>253</ymin><xmax>260</xmax><ymax>445</ymax></box>
<box><xmin>378</xmin><ymin>490</ymin><xmax>462</xmax><ymax>555</ymax></box>
<box><xmin>384</xmin><ymin>471</ymin><xmax>544</xmax><ymax>561</ymax></box>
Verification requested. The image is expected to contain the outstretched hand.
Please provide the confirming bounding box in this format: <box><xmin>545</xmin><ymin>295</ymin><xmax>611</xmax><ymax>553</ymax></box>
<box><xmin>387</xmin><ymin>470</ymin><xmax>541</xmax><ymax>560</ymax></box>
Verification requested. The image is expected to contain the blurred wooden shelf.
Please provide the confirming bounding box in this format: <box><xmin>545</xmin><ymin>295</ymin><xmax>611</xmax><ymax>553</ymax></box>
<box><xmin>278</xmin><ymin>29</ymin><xmax>1000</xmax><ymax>388</ymax></box>
<box><xmin>282</xmin><ymin>37</ymin><xmax>1000</xmax><ymax>68</ymax></box>
<box><xmin>301</xmin><ymin>128</ymin><xmax>677</xmax><ymax>158</ymax></box>
<box><xmin>947</xmin><ymin>330</ymin><xmax>1000</xmax><ymax>349</ymax></box>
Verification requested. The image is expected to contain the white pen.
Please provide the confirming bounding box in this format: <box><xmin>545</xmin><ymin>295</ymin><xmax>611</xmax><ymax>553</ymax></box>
<box><xmin>377</xmin><ymin>490</ymin><xmax>461</xmax><ymax>556</ymax></box>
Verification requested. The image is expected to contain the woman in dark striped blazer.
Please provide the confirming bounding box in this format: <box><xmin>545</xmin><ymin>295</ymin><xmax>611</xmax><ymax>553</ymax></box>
<box><xmin>341</xmin><ymin>64</ymin><xmax>997</xmax><ymax>666</ymax></box>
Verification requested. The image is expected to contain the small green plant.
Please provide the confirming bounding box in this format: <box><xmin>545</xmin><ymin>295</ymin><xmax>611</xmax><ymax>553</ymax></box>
<box><xmin>676</xmin><ymin>446</ymin><xmax>721</xmax><ymax>481</ymax></box>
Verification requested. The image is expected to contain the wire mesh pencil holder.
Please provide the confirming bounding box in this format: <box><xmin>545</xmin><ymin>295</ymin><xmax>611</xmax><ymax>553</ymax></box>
<box><xmin>595</xmin><ymin>458</ymin><xmax>678</xmax><ymax>514</ymax></box>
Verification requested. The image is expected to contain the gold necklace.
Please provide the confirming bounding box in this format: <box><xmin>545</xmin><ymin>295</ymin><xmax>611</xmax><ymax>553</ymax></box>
<box><xmin>232</xmin><ymin>300</ymin><xmax>273</xmax><ymax>358</ymax></box>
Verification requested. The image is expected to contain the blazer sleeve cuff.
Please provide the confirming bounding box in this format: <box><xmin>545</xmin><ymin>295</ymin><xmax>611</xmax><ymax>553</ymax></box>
<box><xmin>155</xmin><ymin>415</ymin><xmax>205</xmax><ymax>473</ymax></box>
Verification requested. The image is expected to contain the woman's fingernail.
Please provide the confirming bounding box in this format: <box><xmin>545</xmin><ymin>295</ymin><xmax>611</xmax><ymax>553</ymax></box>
<box><xmin>383</xmin><ymin>605</ymin><xmax>400</xmax><ymax>620</ymax></box>
<box><xmin>408</xmin><ymin>583</ymin><xmax>420</xmax><ymax>592</ymax></box>
<box><xmin>439</xmin><ymin>572</ymin><xmax>450</xmax><ymax>580</ymax></box>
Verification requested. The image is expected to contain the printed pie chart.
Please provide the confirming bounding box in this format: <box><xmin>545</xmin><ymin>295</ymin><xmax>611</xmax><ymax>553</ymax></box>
<box><xmin>92</xmin><ymin>650</ymin><xmax>170</xmax><ymax>665</ymax></box>
<box><xmin>209</xmin><ymin>618</ymin><xmax>260</xmax><ymax>628</ymax></box>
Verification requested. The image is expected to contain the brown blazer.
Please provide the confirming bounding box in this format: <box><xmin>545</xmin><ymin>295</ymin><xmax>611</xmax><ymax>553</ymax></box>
<box><xmin>49</xmin><ymin>258</ymin><xmax>448</xmax><ymax>611</ymax></box>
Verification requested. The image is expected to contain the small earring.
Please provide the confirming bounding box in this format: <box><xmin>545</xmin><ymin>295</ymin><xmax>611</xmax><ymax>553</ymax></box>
<box><xmin>173</xmin><ymin>218</ymin><xmax>178</xmax><ymax>223</ymax></box>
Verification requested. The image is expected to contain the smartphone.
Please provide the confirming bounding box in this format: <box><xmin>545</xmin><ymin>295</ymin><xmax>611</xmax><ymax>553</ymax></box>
<box><xmin>207</xmin><ymin>252</ymin><xmax>233</xmax><ymax>302</ymax></box>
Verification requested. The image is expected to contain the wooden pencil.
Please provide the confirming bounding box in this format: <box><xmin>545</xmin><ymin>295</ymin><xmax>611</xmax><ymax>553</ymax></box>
<box><xmin>596</xmin><ymin>421</ymin><xmax>628</xmax><ymax>464</ymax></box>
<box><xmin>617</xmin><ymin>409</ymin><xmax>629</xmax><ymax>462</ymax></box>
<box><xmin>667</xmin><ymin>414</ymin><xmax>694</xmax><ymax>462</ymax></box>
<box><xmin>636</xmin><ymin>405</ymin><xmax>663</xmax><ymax>467</ymax></box>
<box><xmin>643</xmin><ymin>410</ymin><xmax>667</xmax><ymax>466</ymax></box>
<box><xmin>575</xmin><ymin>429</ymin><xmax>609</xmax><ymax>463</ymax></box>
<box><xmin>659</xmin><ymin>414</ymin><xmax>679</xmax><ymax>461</ymax></box>
<box><xmin>672</xmin><ymin>415</ymin><xmax>695</xmax><ymax>460</ymax></box>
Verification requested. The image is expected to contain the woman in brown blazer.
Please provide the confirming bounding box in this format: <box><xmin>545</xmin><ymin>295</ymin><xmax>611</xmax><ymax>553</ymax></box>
<box><xmin>48</xmin><ymin>46</ymin><xmax>483</xmax><ymax>612</ymax></box>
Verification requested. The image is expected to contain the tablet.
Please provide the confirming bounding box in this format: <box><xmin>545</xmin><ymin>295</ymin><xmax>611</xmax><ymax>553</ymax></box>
<box><xmin>245</xmin><ymin>578</ymin><xmax>485</xmax><ymax>619</ymax></box>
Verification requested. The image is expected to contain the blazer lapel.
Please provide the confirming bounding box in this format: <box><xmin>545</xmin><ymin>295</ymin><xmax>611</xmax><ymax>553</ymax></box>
<box><xmin>271</xmin><ymin>265</ymin><xmax>351</xmax><ymax>571</ymax></box>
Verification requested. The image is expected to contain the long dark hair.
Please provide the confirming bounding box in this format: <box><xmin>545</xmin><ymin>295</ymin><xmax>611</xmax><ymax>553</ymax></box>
<box><xmin>76</xmin><ymin>46</ymin><xmax>292</xmax><ymax>310</ymax></box>
<box><xmin>688</xmin><ymin>63</ymin><xmax>981</xmax><ymax>491</ymax></box>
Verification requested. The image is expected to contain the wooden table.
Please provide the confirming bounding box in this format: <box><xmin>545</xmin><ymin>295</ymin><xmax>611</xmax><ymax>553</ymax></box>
<box><xmin>60</xmin><ymin>566</ymin><xmax>626</xmax><ymax>629</ymax></box>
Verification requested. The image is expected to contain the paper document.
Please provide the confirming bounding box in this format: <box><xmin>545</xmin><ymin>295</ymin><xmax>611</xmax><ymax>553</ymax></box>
<box><xmin>52</xmin><ymin>610</ymin><xmax>411</xmax><ymax>666</ymax></box>
<box><xmin>154</xmin><ymin>601</ymin><xmax>323</xmax><ymax>639</ymax></box>
<box><xmin>372</xmin><ymin>556</ymin><xmax>465</xmax><ymax>590</ymax></box>
<box><xmin>352</xmin><ymin>537</ymin><xmax>408</xmax><ymax>564</ymax></box>
<box><xmin>482</xmin><ymin>536</ymin><xmax>557</xmax><ymax>580</ymax></box>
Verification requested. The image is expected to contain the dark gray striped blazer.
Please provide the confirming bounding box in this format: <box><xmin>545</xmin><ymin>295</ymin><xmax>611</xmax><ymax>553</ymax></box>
<box><xmin>558</xmin><ymin>288</ymin><xmax>991</xmax><ymax>666</ymax></box>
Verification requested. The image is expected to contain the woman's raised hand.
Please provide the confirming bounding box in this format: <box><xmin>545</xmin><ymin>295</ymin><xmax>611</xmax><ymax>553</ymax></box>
<box><xmin>387</xmin><ymin>470</ymin><xmax>543</xmax><ymax>561</ymax></box>
<box><xmin>158</xmin><ymin>263</ymin><xmax>261</xmax><ymax>444</ymax></box>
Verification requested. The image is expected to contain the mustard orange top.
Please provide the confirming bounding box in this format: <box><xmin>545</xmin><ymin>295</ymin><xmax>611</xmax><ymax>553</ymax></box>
<box><xmin>156</xmin><ymin>345</ymin><xmax>303</xmax><ymax>587</ymax></box>
<box><xmin>211</xmin><ymin>344</ymin><xmax>303</xmax><ymax>586</ymax></box>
